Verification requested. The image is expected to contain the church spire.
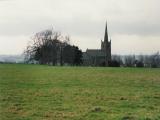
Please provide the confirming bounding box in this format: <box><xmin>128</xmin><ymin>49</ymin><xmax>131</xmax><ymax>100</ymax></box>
<box><xmin>104</xmin><ymin>21</ymin><xmax>109</xmax><ymax>43</ymax></box>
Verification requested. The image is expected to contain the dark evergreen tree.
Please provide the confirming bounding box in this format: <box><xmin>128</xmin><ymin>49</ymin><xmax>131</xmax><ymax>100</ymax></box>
<box><xmin>73</xmin><ymin>46</ymin><xmax>83</xmax><ymax>65</ymax></box>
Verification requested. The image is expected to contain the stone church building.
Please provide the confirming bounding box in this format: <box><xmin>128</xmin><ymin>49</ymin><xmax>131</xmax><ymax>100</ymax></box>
<box><xmin>83</xmin><ymin>22</ymin><xmax>111</xmax><ymax>66</ymax></box>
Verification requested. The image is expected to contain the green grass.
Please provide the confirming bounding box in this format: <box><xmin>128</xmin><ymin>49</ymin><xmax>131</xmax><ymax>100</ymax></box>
<box><xmin>0</xmin><ymin>64</ymin><xmax>160</xmax><ymax>120</ymax></box>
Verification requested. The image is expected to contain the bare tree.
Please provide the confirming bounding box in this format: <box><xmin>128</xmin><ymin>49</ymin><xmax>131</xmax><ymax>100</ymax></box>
<box><xmin>124</xmin><ymin>55</ymin><xmax>136</xmax><ymax>67</ymax></box>
<box><xmin>150</xmin><ymin>52</ymin><xmax>160</xmax><ymax>68</ymax></box>
<box><xmin>25</xmin><ymin>29</ymin><xmax>62</xmax><ymax>65</ymax></box>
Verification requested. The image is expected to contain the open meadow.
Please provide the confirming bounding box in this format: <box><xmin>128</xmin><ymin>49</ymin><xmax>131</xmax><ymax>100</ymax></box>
<box><xmin>0</xmin><ymin>64</ymin><xmax>160</xmax><ymax>120</ymax></box>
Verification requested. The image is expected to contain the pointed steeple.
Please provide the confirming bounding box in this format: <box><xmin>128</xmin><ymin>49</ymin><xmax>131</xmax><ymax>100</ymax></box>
<box><xmin>104</xmin><ymin>21</ymin><xmax>109</xmax><ymax>43</ymax></box>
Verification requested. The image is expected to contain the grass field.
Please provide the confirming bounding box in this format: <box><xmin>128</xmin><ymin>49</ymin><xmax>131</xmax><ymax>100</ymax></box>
<box><xmin>0</xmin><ymin>64</ymin><xmax>160</xmax><ymax>120</ymax></box>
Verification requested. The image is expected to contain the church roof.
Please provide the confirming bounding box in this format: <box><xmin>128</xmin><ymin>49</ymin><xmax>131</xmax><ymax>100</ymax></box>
<box><xmin>83</xmin><ymin>49</ymin><xmax>105</xmax><ymax>58</ymax></box>
<box><xmin>86</xmin><ymin>49</ymin><xmax>105</xmax><ymax>56</ymax></box>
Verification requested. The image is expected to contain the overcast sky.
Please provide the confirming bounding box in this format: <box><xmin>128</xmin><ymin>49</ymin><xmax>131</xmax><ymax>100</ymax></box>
<box><xmin>0</xmin><ymin>0</ymin><xmax>160</xmax><ymax>55</ymax></box>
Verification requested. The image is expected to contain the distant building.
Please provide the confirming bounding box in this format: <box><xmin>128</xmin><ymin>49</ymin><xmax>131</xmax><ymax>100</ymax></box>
<box><xmin>83</xmin><ymin>22</ymin><xmax>111</xmax><ymax>66</ymax></box>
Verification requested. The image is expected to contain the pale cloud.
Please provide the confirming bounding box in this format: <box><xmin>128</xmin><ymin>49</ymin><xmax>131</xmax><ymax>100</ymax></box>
<box><xmin>0</xmin><ymin>35</ymin><xmax>29</xmax><ymax>55</ymax></box>
<box><xmin>112</xmin><ymin>35</ymin><xmax>160</xmax><ymax>55</ymax></box>
<box><xmin>0</xmin><ymin>0</ymin><xmax>160</xmax><ymax>55</ymax></box>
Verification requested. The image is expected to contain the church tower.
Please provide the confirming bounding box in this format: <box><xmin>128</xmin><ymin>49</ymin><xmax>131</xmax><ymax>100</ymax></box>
<box><xmin>101</xmin><ymin>21</ymin><xmax>111</xmax><ymax>66</ymax></box>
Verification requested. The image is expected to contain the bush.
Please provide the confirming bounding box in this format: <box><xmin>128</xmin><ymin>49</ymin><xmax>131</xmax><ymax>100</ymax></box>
<box><xmin>136</xmin><ymin>61</ymin><xmax>144</xmax><ymax>67</ymax></box>
<box><xmin>108</xmin><ymin>60</ymin><xmax>120</xmax><ymax>67</ymax></box>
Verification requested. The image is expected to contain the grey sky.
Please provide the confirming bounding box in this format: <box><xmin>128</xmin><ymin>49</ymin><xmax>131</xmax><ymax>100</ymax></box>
<box><xmin>0</xmin><ymin>0</ymin><xmax>160</xmax><ymax>55</ymax></box>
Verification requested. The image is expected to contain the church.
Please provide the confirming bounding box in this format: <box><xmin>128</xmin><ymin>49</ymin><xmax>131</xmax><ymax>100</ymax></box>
<box><xmin>82</xmin><ymin>22</ymin><xmax>111</xmax><ymax>66</ymax></box>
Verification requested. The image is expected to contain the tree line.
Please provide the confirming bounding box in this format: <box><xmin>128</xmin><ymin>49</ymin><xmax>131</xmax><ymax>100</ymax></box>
<box><xmin>111</xmin><ymin>52</ymin><xmax>160</xmax><ymax>68</ymax></box>
<box><xmin>25</xmin><ymin>29</ymin><xmax>82</xmax><ymax>66</ymax></box>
